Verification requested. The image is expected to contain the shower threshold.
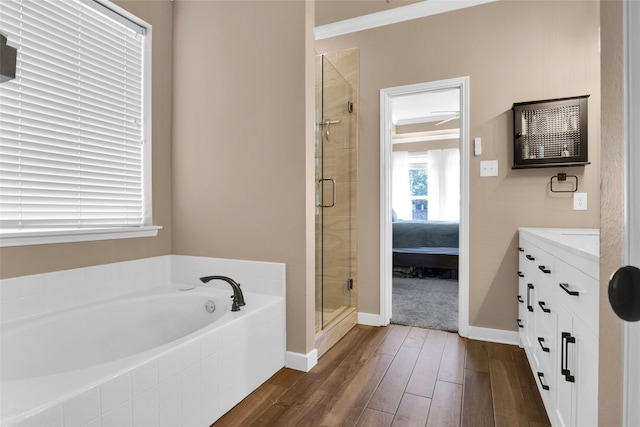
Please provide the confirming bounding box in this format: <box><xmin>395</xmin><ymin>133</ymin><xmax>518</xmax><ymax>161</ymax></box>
<box><xmin>315</xmin><ymin>306</ymin><xmax>357</xmax><ymax>358</ymax></box>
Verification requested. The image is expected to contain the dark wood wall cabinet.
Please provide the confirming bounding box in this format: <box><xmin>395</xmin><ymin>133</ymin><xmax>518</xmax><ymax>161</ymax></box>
<box><xmin>512</xmin><ymin>95</ymin><xmax>589</xmax><ymax>169</ymax></box>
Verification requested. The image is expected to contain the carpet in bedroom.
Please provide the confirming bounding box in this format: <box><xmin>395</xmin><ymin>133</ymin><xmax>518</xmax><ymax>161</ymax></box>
<box><xmin>391</xmin><ymin>276</ymin><xmax>458</xmax><ymax>332</ymax></box>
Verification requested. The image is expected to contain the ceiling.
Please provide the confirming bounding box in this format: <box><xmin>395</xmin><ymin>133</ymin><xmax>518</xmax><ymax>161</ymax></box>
<box><xmin>391</xmin><ymin>88</ymin><xmax>460</xmax><ymax>126</ymax></box>
<box><xmin>315</xmin><ymin>0</ymin><xmax>422</xmax><ymax>27</ymax></box>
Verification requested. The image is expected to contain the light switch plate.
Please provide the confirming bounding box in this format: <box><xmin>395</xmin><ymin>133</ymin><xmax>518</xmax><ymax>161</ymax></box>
<box><xmin>474</xmin><ymin>137</ymin><xmax>482</xmax><ymax>156</ymax></box>
<box><xmin>480</xmin><ymin>160</ymin><xmax>498</xmax><ymax>177</ymax></box>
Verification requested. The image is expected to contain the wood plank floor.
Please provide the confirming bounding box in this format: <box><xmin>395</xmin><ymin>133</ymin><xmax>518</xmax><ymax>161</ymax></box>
<box><xmin>212</xmin><ymin>325</ymin><xmax>551</xmax><ymax>427</ymax></box>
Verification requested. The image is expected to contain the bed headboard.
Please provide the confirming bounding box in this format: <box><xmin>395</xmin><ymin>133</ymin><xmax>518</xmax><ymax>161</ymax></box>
<box><xmin>392</xmin><ymin>220</ymin><xmax>459</xmax><ymax>248</ymax></box>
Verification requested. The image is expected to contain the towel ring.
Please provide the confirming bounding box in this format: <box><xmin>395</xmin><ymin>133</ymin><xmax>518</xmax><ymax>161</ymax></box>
<box><xmin>550</xmin><ymin>173</ymin><xmax>578</xmax><ymax>193</ymax></box>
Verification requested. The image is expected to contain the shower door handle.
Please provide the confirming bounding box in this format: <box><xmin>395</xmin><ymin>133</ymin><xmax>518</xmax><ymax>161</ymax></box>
<box><xmin>323</xmin><ymin>119</ymin><xmax>341</xmax><ymax>139</ymax></box>
<box><xmin>318</xmin><ymin>177</ymin><xmax>336</xmax><ymax>208</ymax></box>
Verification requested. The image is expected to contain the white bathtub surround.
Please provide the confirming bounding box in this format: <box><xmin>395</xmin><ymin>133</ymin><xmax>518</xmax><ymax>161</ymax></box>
<box><xmin>0</xmin><ymin>255</ymin><xmax>286</xmax><ymax>427</ymax></box>
<box><xmin>2</xmin><ymin>289</ymin><xmax>231</xmax><ymax>382</ymax></box>
<box><xmin>171</xmin><ymin>255</ymin><xmax>285</xmax><ymax>298</ymax></box>
<box><xmin>0</xmin><ymin>256</ymin><xmax>173</xmax><ymax>324</ymax></box>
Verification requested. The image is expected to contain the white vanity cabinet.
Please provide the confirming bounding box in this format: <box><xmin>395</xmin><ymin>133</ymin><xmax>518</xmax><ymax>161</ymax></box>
<box><xmin>518</xmin><ymin>228</ymin><xmax>599</xmax><ymax>427</ymax></box>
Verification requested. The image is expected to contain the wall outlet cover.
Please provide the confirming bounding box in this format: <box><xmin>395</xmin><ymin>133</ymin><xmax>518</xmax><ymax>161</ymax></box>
<box><xmin>573</xmin><ymin>192</ymin><xmax>587</xmax><ymax>210</ymax></box>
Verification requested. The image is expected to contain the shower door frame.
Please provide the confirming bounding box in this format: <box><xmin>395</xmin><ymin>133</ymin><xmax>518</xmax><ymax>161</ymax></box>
<box><xmin>315</xmin><ymin>55</ymin><xmax>356</xmax><ymax>333</ymax></box>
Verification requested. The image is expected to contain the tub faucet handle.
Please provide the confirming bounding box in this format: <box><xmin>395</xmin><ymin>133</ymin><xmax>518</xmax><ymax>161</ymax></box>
<box><xmin>234</xmin><ymin>282</ymin><xmax>246</xmax><ymax>306</ymax></box>
<box><xmin>230</xmin><ymin>295</ymin><xmax>240</xmax><ymax>312</ymax></box>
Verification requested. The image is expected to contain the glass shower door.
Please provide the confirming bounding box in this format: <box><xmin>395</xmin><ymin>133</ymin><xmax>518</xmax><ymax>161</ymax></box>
<box><xmin>315</xmin><ymin>55</ymin><xmax>355</xmax><ymax>332</ymax></box>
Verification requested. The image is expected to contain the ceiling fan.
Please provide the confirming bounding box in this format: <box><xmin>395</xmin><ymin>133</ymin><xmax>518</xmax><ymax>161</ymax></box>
<box><xmin>431</xmin><ymin>110</ymin><xmax>460</xmax><ymax>126</ymax></box>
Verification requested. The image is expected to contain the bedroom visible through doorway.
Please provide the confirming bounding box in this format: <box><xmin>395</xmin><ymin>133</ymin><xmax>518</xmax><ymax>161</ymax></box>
<box><xmin>380</xmin><ymin>77</ymin><xmax>470</xmax><ymax>336</ymax></box>
<box><xmin>390</xmin><ymin>88</ymin><xmax>460</xmax><ymax>332</ymax></box>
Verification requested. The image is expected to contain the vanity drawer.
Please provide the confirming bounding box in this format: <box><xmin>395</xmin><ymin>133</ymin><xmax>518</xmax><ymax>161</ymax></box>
<box><xmin>535</xmin><ymin>286</ymin><xmax>556</xmax><ymax>334</ymax></box>
<box><xmin>554</xmin><ymin>258</ymin><xmax>599</xmax><ymax>334</ymax></box>
<box><xmin>534</xmin><ymin>286</ymin><xmax>557</xmax><ymax>371</ymax></box>
<box><xmin>518</xmin><ymin>227</ymin><xmax>599</xmax><ymax>427</ymax></box>
<box><xmin>522</xmin><ymin>243</ymin><xmax>555</xmax><ymax>287</ymax></box>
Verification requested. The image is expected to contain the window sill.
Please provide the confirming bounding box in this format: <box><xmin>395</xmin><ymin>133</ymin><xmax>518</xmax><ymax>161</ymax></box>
<box><xmin>0</xmin><ymin>226</ymin><xmax>162</xmax><ymax>248</ymax></box>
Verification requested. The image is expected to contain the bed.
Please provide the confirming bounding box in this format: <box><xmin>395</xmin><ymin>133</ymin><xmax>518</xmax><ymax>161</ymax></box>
<box><xmin>392</xmin><ymin>220</ymin><xmax>459</xmax><ymax>271</ymax></box>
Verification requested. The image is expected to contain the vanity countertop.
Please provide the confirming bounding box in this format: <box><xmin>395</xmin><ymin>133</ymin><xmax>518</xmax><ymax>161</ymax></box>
<box><xmin>518</xmin><ymin>227</ymin><xmax>599</xmax><ymax>261</ymax></box>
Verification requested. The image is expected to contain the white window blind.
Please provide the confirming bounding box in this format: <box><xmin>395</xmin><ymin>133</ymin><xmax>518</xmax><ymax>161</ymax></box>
<box><xmin>0</xmin><ymin>0</ymin><xmax>149</xmax><ymax>233</ymax></box>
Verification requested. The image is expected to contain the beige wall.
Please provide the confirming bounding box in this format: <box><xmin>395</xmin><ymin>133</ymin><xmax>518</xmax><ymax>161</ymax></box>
<box><xmin>0</xmin><ymin>0</ymin><xmax>316</xmax><ymax>357</ymax></box>
<box><xmin>0</xmin><ymin>0</ymin><xmax>174</xmax><ymax>279</ymax></box>
<box><xmin>0</xmin><ymin>0</ymin><xmax>615</xmax><ymax>379</ymax></box>
<box><xmin>171</xmin><ymin>0</ymin><xmax>315</xmax><ymax>354</ymax></box>
<box><xmin>316</xmin><ymin>0</ymin><xmax>601</xmax><ymax>330</ymax></box>
<box><xmin>598</xmin><ymin>1</ymin><xmax>623</xmax><ymax>425</ymax></box>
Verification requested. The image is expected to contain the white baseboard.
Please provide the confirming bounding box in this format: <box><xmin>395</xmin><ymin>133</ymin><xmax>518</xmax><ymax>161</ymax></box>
<box><xmin>358</xmin><ymin>312</ymin><xmax>383</xmax><ymax>326</ymax></box>
<box><xmin>285</xmin><ymin>349</ymin><xmax>318</xmax><ymax>372</ymax></box>
<box><xmin>466</xmin><ymin>326</ymin><xmax>520</xmax><ymax>346</ymax></box>
<box><xmin>357</xmin><ymin>313</ymin><xmax>519</xmax><ymax>347</ymax></box>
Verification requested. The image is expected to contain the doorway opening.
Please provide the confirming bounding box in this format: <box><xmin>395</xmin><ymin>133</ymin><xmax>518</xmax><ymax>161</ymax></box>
<box><xmin>380</xmin><ymin>77</ymin><xmax>470</xmax><ymax>336</ymax></box>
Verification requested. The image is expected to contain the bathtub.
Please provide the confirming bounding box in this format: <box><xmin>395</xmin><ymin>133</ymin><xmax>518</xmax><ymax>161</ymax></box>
<box><xmin>1</xmin><ymin>269</ymin><xmax>286</xmax><ymax>427</ymax></box>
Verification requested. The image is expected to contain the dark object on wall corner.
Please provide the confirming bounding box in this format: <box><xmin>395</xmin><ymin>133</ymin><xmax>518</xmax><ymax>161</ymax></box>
<box><xmin>608</xmin><ymin>265</ymin><xmax>640</xmax><ymax>322</ymax></box>
<box><xmin>0</xmin><ymin>32</ymin><xmax>17</xmax><ymax>83</ymax></box>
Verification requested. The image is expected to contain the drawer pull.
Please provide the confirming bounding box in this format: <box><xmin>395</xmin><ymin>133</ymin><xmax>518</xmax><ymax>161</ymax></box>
<box><xmin>538</xmin><ymin>265</ymin><xmax>551</xmax><ymax>274</ymax></box>
<box><xmin>561</xmin><ymin>332</ymin><xmax>576</xmax><ymax>383</ymax></box>
<box><xmin>526</xmin><ymin>254</ymin><xmax>535</xmax><ymax>261</ymax></box>
<box><xmin>518</xmin><ymin>271</ymin><xmax>525</xmax><ymax>278</ymax></box>
<box><xmin>538</xmin><ymin>337</ymin><xmax>550</xmax><ymax>352</ymax></box>
<box><xmin>527</xmin><ymin>283</ymin><xmax>534</xmax><ymax>312</ymax></box>
<box><xmin>517</xmin><ymin>319</ymin><xmax>523</xmax><ymax>328</ymax></box>
<box><xmin>538</xmin><ymin>301</ymin><xmax>551</xmax><ymax>313</ymax></box>
<box><xmin>518</xmin><ymin>295</ymin><xmax>524</xmax><ymax>303</ymax></box>
<box><xmin>537</xmin><ymin>372</ymin><xmax>550</xmax><ymax>390</ymax></box>
<box><xmin>559</xmin><ymin>282</ymin><xmax>580</xmax><ymax>296</ymax></box>
<box><xmin>519</xmin><ymin>247</ymin><xmax>524</xmax><ymax>252</ymax></box>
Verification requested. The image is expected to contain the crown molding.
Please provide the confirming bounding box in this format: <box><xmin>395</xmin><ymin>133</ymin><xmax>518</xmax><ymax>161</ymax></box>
<box><xmin>315</xmin><ymin>0</ymin><xmax>497</xmax><ymax>40</ymax></box>
<box><xmin>392</xmin><ymin>133</ymin><xmax>459</xmax><ymax>144</ymax></box>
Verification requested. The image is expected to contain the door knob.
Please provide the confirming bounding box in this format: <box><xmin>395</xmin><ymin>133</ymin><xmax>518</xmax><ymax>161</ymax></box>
<box><xmin>608</xmin><ymin>265</ymin><xmax>640</xmax><ymax>322</ymax></box>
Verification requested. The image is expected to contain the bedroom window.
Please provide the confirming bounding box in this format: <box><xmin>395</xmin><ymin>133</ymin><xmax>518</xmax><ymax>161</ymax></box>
<box><xmin>409</xmin><ymin>154</ymin><xmax>428</xmax><ymax>220</ymax></box>
<box><xmin>0</xmin><ymin>0</ymin><xmax>158</xmax><ymax>247</ymax></box>
<box><xmin>392</xmin><ymin>149</ymin><xmax>459</xmax><ymax>222</ymax></box>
